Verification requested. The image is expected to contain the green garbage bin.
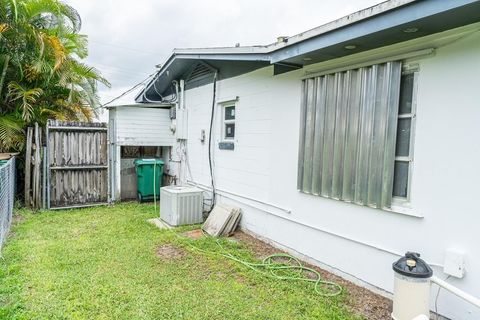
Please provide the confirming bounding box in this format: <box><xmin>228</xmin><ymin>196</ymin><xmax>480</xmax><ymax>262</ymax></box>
<box><xmin>134</xmin><ymin>158</ymin><xmax>164</xmax><ymax>202</ymax></box>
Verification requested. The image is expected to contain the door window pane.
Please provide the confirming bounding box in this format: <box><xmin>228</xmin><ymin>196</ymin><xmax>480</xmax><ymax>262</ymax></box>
<box><xmin>225</xmin><ymin>106</ymin><xmax>235</xmax><ymax>120</ymax></box>
<box><xmin>225</xmin><ymin>123</ymin><xmax>235</xmax><ymax>139</ymax></box>
<box><xmin>399</xmin><ymin>73</ymin><xmax>414</xmax><ymax>114</ymax></box>
<box><xmin>393</xmin><ymin>161</ymin><xmax>409</xmax><ymax>198</ymax></box>
<box><xmin>395</xmin><ymin>118</ymin><xmax>411</xmax><ymax>157</ymax></box>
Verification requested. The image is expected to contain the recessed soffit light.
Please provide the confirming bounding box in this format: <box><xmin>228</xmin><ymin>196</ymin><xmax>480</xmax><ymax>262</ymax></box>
<box><xmin>403</xmin><ymin>27</ymin><xmax>419</xmax><ymax>33</ymax></box>
<box><xmin>344</xmin><ymin>45</ymin><xmax>357</xmax><ymax>50</ymax></box>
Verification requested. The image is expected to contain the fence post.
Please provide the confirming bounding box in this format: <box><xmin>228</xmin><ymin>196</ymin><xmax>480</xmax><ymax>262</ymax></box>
<box><xmin>33</xmin><ymin>123</ymin><xmax>41</xmax><ymax>210</ymax></box>
<box><xmin>42</xmin><ymin>146</ymin><xmax>47</xmax><ymax>210</ymax></box>
<box><xmin>25</xmin><ymin>127</ymin><xmax>33</xmax><ymax>208</ymax></box>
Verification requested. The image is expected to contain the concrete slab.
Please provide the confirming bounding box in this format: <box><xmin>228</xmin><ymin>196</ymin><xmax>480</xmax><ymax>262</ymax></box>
<box><xmin>147</xmin><ymin>218</ymin><xmax>173</xmax><ymax>229</ymax></box>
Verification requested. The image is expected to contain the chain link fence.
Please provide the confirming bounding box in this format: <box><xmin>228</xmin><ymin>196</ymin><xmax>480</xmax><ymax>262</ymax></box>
<box><xmin>0</xmin><ymin>157</ymin><xmax>15</xmax><ymax>251</ymax></box>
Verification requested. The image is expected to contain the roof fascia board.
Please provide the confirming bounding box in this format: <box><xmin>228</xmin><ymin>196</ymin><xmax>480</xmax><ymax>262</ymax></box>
<box><xmin>267</xmin><ymin>0</ymin><xmax>416</xmax><ymax>49</ymax></box>
<box><xmin>173</xmin><ymin>47</ymin><xmax>270</xmax><ymax>54</ymax></box>
<box><xmin>107</xmin><ymin>103</ymin><xmax>173</xmax><ymax>109</ymax></box>
<box><xmin>270</xmin><ymin>0</ymin><xmax>479</xmax><ymax>63</ymax></box>
<box><xmin>175</xmin><ymin>53</ymin><xmax>271</xmax><ymax>61</ymax></box>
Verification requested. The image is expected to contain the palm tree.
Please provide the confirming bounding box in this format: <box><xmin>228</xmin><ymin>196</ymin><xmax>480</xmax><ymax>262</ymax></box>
<box><xmin>0</xmin><ymin>0</ymin><xmax>110</xmax><ymax>152</ymax></box>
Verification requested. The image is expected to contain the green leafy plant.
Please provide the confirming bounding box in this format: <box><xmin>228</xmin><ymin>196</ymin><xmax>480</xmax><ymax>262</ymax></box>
<box><xmin>0</xmin><ymin>0</ymin><xmax>110</xmax><ymax>152</ymax></box>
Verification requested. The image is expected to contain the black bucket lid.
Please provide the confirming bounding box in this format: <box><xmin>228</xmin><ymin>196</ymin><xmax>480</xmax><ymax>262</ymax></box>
<box><xmin>392</xmin><ymin>252</ymin><xmax>433</xmax><ymax>278</ymax></box>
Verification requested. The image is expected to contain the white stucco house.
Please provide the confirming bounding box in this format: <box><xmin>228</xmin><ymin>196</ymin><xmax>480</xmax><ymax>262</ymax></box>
<box><xmin>116</xmin><ymin>0</ymin><xmax>480</xmax><ymax>318</ymax></box>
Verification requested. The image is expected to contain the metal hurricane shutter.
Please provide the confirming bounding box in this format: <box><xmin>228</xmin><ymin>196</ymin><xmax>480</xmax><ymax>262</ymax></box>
<box><xmin>297</xmin><ymin>61</ymin><xmax>402</xmax><ymax>209</ymax></box>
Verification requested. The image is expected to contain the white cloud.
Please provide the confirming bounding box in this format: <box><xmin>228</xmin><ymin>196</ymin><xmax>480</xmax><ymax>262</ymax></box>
<box><xmin>65</xmin><ymin>0</ymin><xmax>383</xmax><ymax>106</ymax></box>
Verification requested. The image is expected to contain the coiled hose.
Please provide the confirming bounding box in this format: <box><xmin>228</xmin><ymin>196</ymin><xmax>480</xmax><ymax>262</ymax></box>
<box><xmin>171</xmin><ymin>228</ymin><xmax>342</xmax><ymax>297</ymax></box>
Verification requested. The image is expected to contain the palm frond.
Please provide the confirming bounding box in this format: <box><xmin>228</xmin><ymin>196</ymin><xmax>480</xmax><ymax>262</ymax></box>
<box><xmin>1</xmin><ymin>0</ymin><xmax>109</xmax><ymax>148</ymax></box>
<box><xmin>10</xmin><ymin>0</ymin><xmax>18</xmax><ymax>22</ymax></box>
<box><xmin>46</xmin><ymin>34</ymin><xmax>66</xmax><ymax>70</ymax></box>
<box><xmin>0</xmin><ymin>23</ymin><xmax>9</xmax><ymax>34</ymax></box>
<box><xmin>0</xmin><ymin>113</ymin><xmax>24</xmax><ymax>152</ymax></box>
<box><xmin>62</xmin><ymin>32</ymin><xmax>87</xmax><ymax>58</ymax></box>
<box><xmin>69</xmin><ymin>59</ymin><xmax>110</xmax><ymax>87</ymax></box>
<box><xmin>23</xmin><ymin>0</ymin><xmax>81</xmax><ymax>32</ymax></box>
<box><xmin>7</xmin><ymin>81</ymin><xmax>43</xmax><ymax>121</ymax></box>
<box><xmin>39</xmin><ymin>105</ymin><xmax>66</xmax><ymax>120</ymax></box>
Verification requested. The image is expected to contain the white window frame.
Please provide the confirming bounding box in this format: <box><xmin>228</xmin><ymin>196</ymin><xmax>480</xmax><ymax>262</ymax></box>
<box><xmin>221</xmin><ymin>104</ymin><xmax>236</xmax><ymax>141</ymax></box>
<box><xmin>392</xmin><ymin>65</ymin><xmax>418</xmax><ymax>206</ymax></box>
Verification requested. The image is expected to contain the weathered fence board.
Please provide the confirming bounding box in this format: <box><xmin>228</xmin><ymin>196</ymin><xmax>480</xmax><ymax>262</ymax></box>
<box><xmin>46</xmin><ymin>120</ymin><xmax>109</xmax><ymax>209</ymax></box>
<box><xmin>24</xmin><ymin>127</ymin><xmax>33</xmax><ymax>207</ymax></box>
<box><xmin>33</xmin><ymin>123</ymin><xmax>41</xmax><ymax>208</ymax></box>
<box><xmin>24</xmin><ymin>124</ymin><xmax>43</xmax><ymax>210</ymax></box>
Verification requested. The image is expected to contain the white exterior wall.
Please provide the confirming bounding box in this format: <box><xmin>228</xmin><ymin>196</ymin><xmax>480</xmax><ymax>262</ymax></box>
<box><xmin>109</xmin><ymin>107</ymin><xmax>175</xmax><ymax>200</ymax></box>
<box><xmin>179</xmin><ymin>32</ymin><xmax>480</xmax><ymax>320</ymax></box>
<box><xmin>112</xmin><ymin>107</ymin><xmax>174</xmax><ymax>146</ymax></box>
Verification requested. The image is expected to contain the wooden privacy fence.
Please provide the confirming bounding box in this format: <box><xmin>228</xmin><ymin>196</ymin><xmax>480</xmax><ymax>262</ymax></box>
<box><xmin>45</xmin><ymin>120</ymin><xmax>109</xmax><ymax>209</ymax></box>
<box><xmin>24</xmin><ymin>123</ymin><xmax>43</xmax><ymax>209</ymax></box>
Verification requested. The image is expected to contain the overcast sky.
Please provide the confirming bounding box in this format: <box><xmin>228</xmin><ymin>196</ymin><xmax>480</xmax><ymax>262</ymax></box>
<box><xmin>64</xmin><ymin>0</ymin><xmax>383</xmax><ymax>116</ymax></box>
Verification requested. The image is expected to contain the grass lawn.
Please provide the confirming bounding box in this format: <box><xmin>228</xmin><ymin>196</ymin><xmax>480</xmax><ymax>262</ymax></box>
<box><xmin>0</xmin><ymin>202</ymin><xmax>363</xmax><ymax>320</ymax></box>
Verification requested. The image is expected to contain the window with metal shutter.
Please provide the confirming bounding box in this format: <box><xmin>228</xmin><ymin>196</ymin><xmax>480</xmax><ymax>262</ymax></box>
<box><xmin>297</xmin><ymin>61</ymin><xmax>402</xmax><ymax>209</ymax></box>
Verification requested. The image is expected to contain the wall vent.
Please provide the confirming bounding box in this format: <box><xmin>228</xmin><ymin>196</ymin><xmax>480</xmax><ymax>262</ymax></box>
<box><xmin>186</xmin><ymin>63</ymin><xmax>214</xmax><ymax>83</ymax></box>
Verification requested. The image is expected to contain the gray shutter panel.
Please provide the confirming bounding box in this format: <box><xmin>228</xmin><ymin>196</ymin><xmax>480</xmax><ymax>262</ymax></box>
<box><xmin>297</xmin><ymin>61</ymin><xmax>402</xmax><ymax>209</ymax></box>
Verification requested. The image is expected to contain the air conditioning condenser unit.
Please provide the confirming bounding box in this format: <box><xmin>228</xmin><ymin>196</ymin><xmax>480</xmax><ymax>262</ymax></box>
<box><xmin>160</xmin><ymin>186</ymin><xmax>204</xmax><ymax>226</ymax></box>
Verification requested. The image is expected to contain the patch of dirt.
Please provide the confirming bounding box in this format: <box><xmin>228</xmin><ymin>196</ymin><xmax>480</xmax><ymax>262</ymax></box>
<box><xmin>231</xmin><ymin>231</ymin><xmax>279</xmax><ymax>259</ymax></box>
<box><xmin>182</xmin><ymin>229</ymin><xmax>204</xmax><ymax>240</ymax></box>
<box><xmin>231</xmin><ymin>231</ymin><xmax>392</xmax><ymax>320</ymax></box>
<box><xmin>156</xmin><ymin>244</ymin><xmax>186</xmax><ymax>260</ymax></box>
<box><xmin>12</xmin><ymin>213</ymin><xmax>24</xmax><ymax>225</ymax></box>
<box><xmin>7</xmin><ymin>214</ymin><xmax>25</xmax><ymax>238</ymax></box>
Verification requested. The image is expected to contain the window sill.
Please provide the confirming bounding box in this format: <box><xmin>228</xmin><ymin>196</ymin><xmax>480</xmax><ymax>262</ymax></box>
<box><xmin>384</xmin><ymin>204</ymin><xmax>423</xmax><ymax>218</ymax></box>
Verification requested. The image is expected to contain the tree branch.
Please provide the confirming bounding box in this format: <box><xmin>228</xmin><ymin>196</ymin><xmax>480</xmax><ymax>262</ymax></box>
<box><xmin>0</xmin><ymin>54</ymin><xmax>10</xmax><ymax>101</ymax></box>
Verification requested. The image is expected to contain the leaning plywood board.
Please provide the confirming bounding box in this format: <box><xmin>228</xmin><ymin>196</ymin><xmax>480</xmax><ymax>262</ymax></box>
<box><xmin>202</xmin><ymin>204</ymin><xmax>231</xmax><ymax>237</ymax></box>
<box><xmin>202</xmin><ymin>204</ymin><xmax>242</xmax><ymax>237</ymax></box>
<box><xmin>222</xmin><ymin>208</ymin><xmax>241</xmax><ymax>236</ymax></box>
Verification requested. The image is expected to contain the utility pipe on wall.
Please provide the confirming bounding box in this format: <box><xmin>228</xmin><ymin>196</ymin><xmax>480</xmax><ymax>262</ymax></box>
<box><xmin>431</xmin><ymin>276</ymin><xmax>480</xmax><ymax>309</ymax></box>
<box><xmin>180</xmin><ymin>79</ymin><xmax>185</xmax><ymax>110</ymax></box>
<box><xmin>177</xmin><ymin>79</ymin><xmax>187</xmax><ymax>185</ymax></box>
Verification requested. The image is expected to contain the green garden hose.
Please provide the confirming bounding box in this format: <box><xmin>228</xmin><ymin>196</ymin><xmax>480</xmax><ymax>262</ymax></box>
<box><xmin>153</xmin><ymin>163</ymin><xmax>156</xmax><ymax>212</ymax></box>
<box><xmin>213</xmin><ymin>238</ymin><xmax>342</xmax><ymax>297</ymax></box>
<box><xmin>171</xmin><ymin>229</ymin><xmax>342</xmax><ymax>297</ymax></box>
<box><xmin>153</xmin><ymin>190</ymin><xmax>341</xmax><ymax>297</ymax></box>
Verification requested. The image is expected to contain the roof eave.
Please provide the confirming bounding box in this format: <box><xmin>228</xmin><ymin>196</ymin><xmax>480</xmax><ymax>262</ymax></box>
<box><xmin>135</xmin><ymin>52</ymin><xmax>271</xmax><ymax>102</ymax></box>
<box><xmin>107</xmin><ymin>103</ymin><xmax>174</xmax><ymax>109</ymax></box>
<box><xmin>135</xmin><ymin>0</ymin><xmax>480</xmax><ymax>102</ymax></box>
<box><xmin>271</xmin><ymin>0</ymin><xmax>480</xmax><ymax>64</ymax></box>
